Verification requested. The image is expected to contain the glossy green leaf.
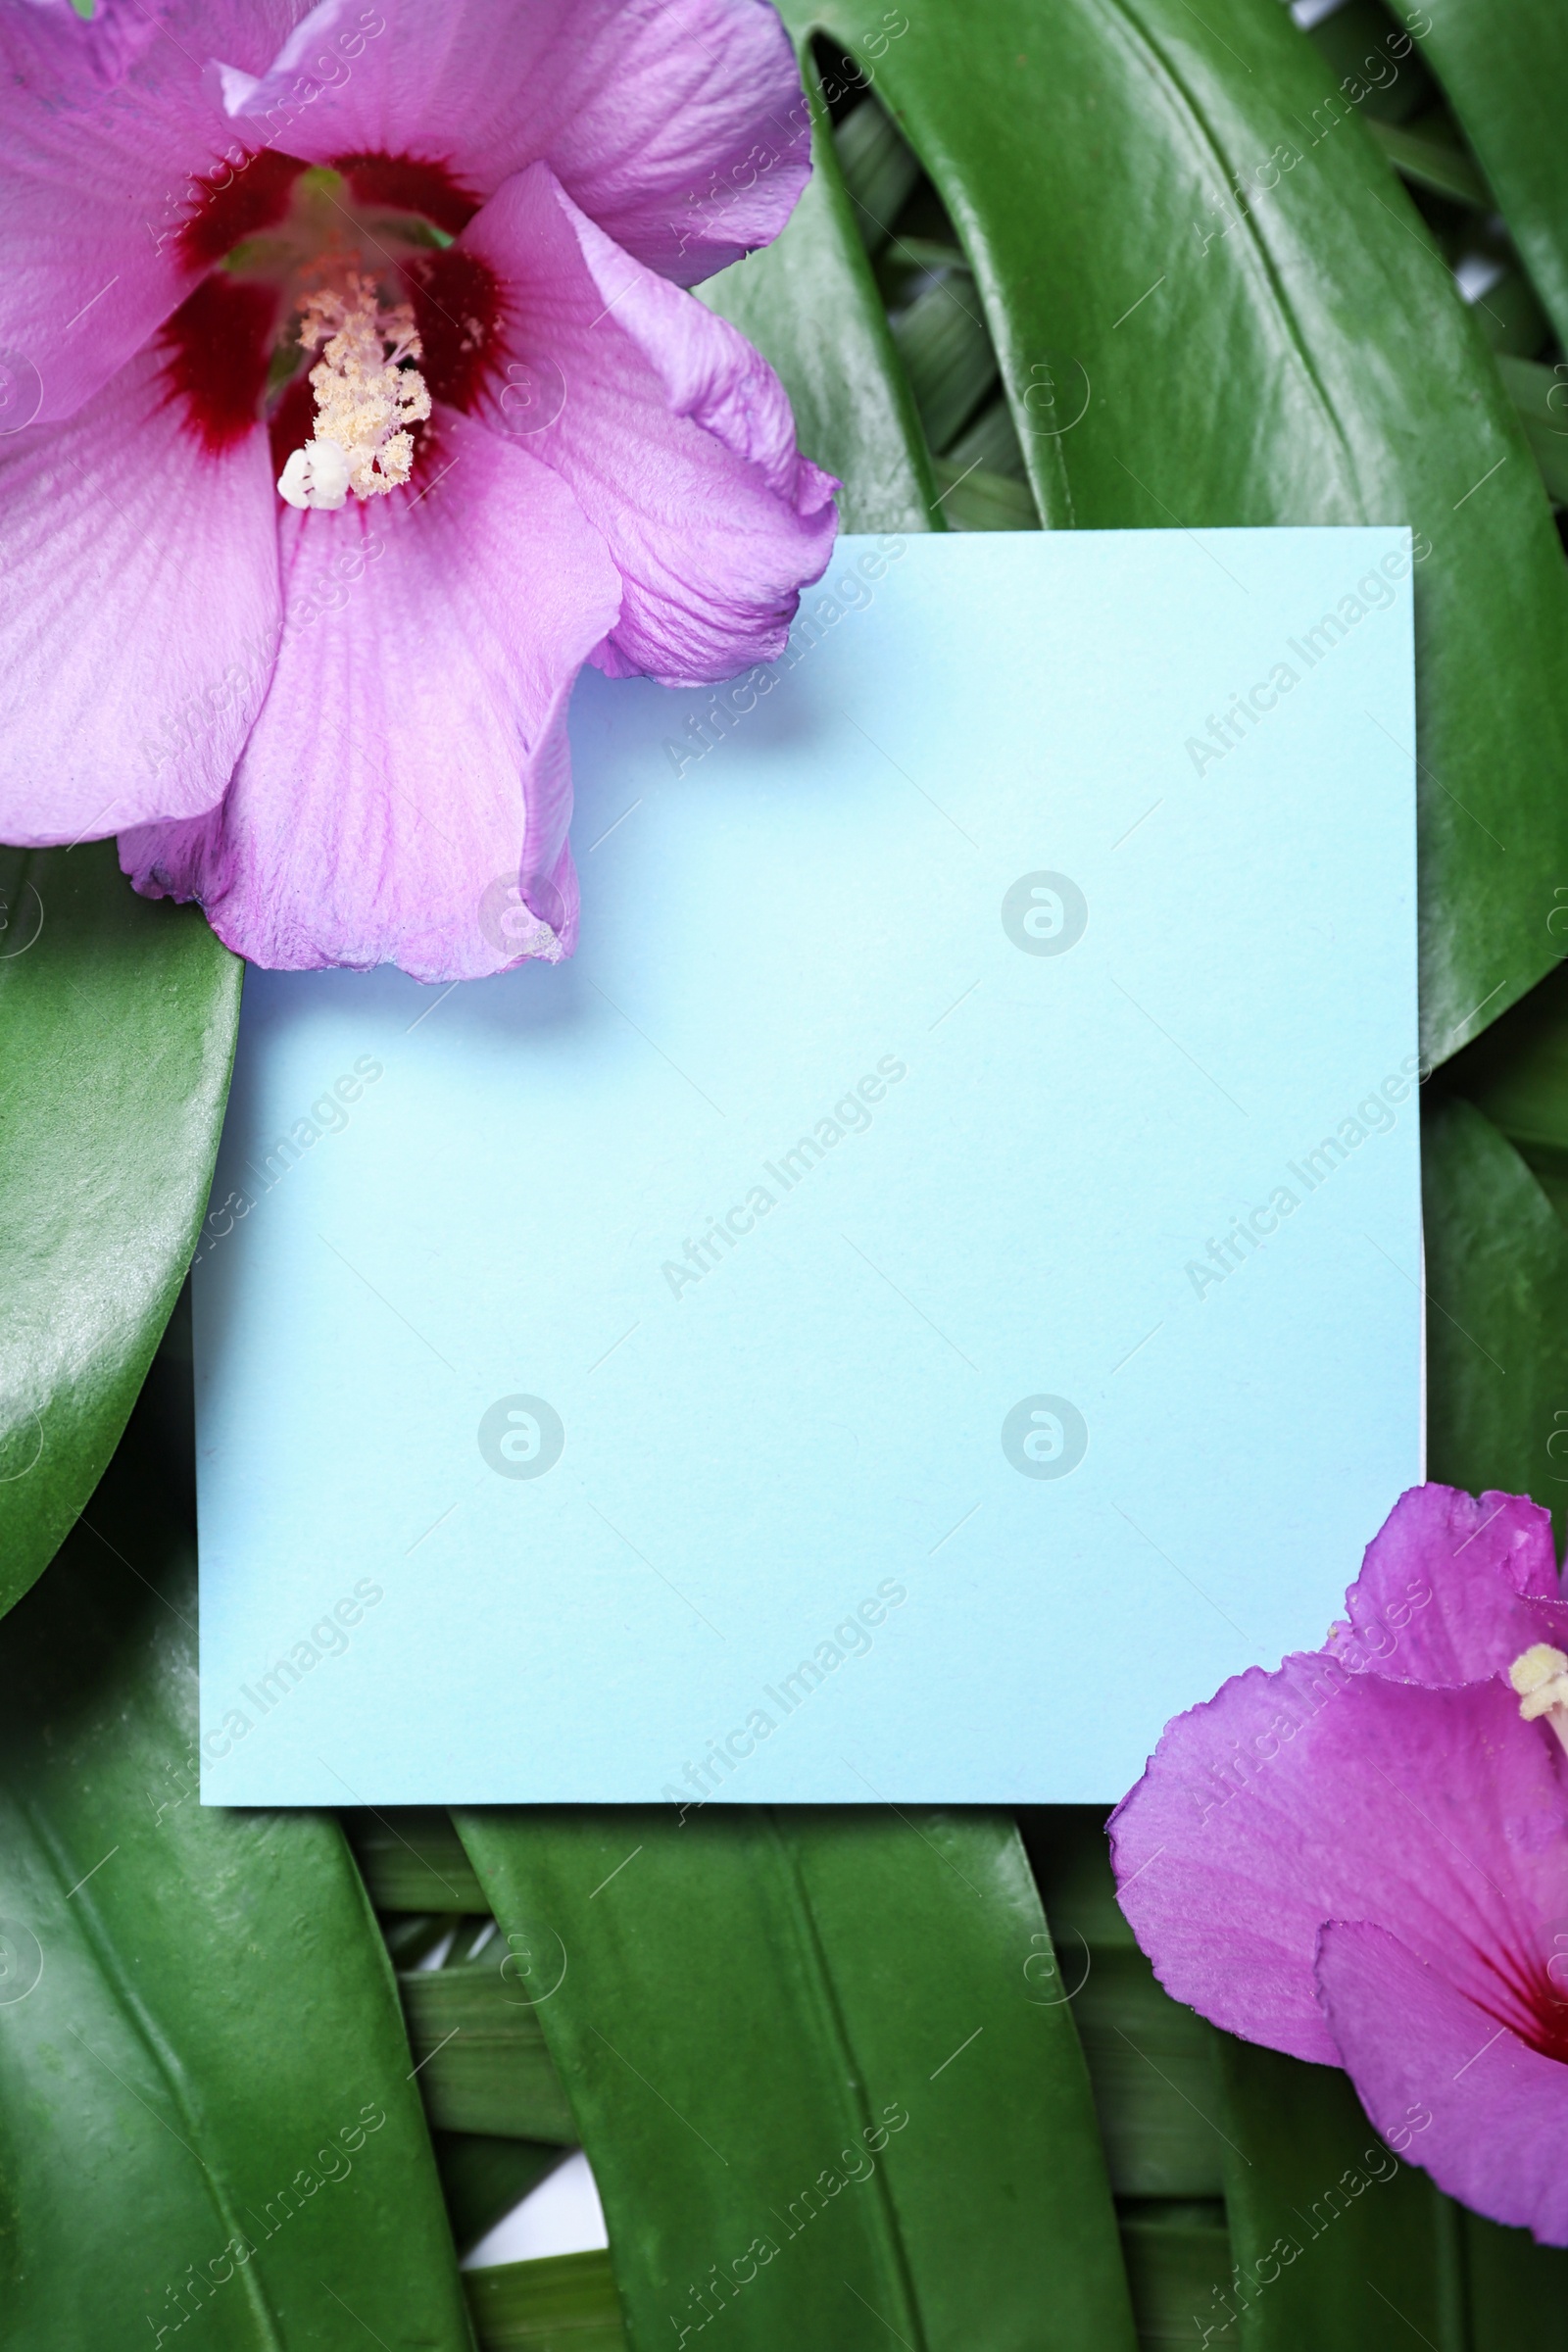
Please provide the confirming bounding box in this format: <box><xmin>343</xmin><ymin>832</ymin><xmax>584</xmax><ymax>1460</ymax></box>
<box><xmin>0</xmin><ymin>1384</ymin><xmax>468</xmax><ymax>2350</ymax></box>
<box><xmin>774</xmin><ymin>1810</ymin><xmax>1135</xmax><ymax>2349</ymax></box>
<box><xmin>1496</xmin><ymin>356</ymin><xmax>1568</xmax><ymax>503</ymax></box>
<box><xmin>1216</xmin><ymin>2038</ymin><xmax>1468</xmax><ymax>2352</ymax></box>
<box><xmin>1025</xmin><ymin>1809</ymin><xmax>1227</xmax><ymax>2204</ymax></box>
<box><xmin>946</xmin><ymin>392</ymin><xmax>1029</xmax><ymax>484</ymax></box>
<box><xmin>788</xmin><ymin>0</ymin><xmax>1568</xmax><ymax>1063</ymax></box>
<box><xmin>1299</xmin><ymin>0</ymin><xmax>1435</xmax><ymax>124</ymax></box>
<box><xmin>833</xmin><ymin>91</ymin><xmax>921</xmax><ymax>246</ymax></box>
<box><xmin>1422</xmin><ymin>1095</ymin><xmax>1568</xmax><ymax>1544</ymax></box>
<box><xmin>882</xmin><ymin>233</ymin><xmax>966</xmax><ymax>275</ymax></box>
<box><xmin>932</xmin><ymin>458</ymin><xmax>1040</xmax><ymax>531</ymax></box>
<box><xmin>346</xmin><ymin>1809</ymin><xmax>486</xmax><ymax>1912</ymax></box>
<box><xmin>1366</xmin><ymin>117</ymin><xmax>1490</xmax><ymax>206</ymax></box>
<box><xmin>1052</xmin><ymin>1946</ymin><xmax>1226</xmax><ymax>2203</ymax></box>
<box><xmin>889</xmin><ymin>271</ymin><xmax>998</xmax><ymax>452</ymax></box>
<box><xmin>401</xmin><ymin>1955</ymin><xmax>577</xmax><ymax>2141</ymax></box>
<box><xmin>454</xmin><ymin>1806</ymin><xmax>1137</xmax><ymax>2352</ymax></box>
<box><xmin>699</xmin><ymin>65</ymin><xmax>937</xmax><ymax>530</ymax></box>
<box><xmin>1118</xmin><ymin>2207</ymin><xmax>1231</xmax><ymax>2349</ymax></box>
<box><xmin>0</xmin><ymin>843</ymin><xmax>239</xmax><ymax>1617</ymax></box>
<box><xmin>1468</xmin><ymin>269</ymin><xmax>1551</xmax><ymax>363</ymax></box>
<box><xmin>1463</xmin><ymin>2210</ymin><xmax>1568</xmax><ymax>2352</ymax></box>
<box><xmin>466</xmin><ymin>2251</ymin><xmax>627</xmax><ymax>2352</ymax></box>
<box><xmin>433</xmin><ymin>2134</ymin><xmax>569</xmax><ymax>2260</ymax></box>
<box><xmin>1384</xmin><ymin>0</ymin><xmax>1568</xmax><ymax>350</ymax></box>
<box><xmin>1446</xmin><ymin>958</ymin><xmax>1568</xmax><ymax>1173</ymax></box>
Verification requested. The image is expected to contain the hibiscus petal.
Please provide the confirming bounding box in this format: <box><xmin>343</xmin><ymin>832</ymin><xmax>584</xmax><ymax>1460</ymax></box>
<box><xmin>1327</xmin><ymin>1484</ymin><xmax>1568</xmax><ymax>1688</ymax></box>
<box><xmin>120</xmin><ymin>409</ymin><xmax>621</xmax><ymax>979</ymax></box>
<box><xmin>0</xmin><ymin>1</ymin><xmax>297</xmax><ymax>422</ymax></box>
<box><xmin>1110</xmin><ymin>1665</ymin><xmax>1568</xmax><ymax>2063</ymax></box>
<box><xmin>221</xmin><ymin>0</ymin><xmax>810</xmax><ymax>280</ymax></box>
<box><xmin>1315</xmin><ymin>1920</ymin><xmax>1568</xmax><ymax>2244</ymax></box>
<box><xmin>0</xmin><ymin>343</ymin><xmax>279</xmax><ymax>844</ymax></box>
<box><xmin>456</xmin><ymin>163</ymin><xmax>836</xmax><ymax>685</ymax></box>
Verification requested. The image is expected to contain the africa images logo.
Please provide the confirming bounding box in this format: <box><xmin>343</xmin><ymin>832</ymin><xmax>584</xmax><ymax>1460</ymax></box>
<box><xmin>1001</xmin><ymin>871</ymin><xmax>1088</xmax><ymax>956</ymax></box>
<box><xmin>477</xmin><ymin>872</ymin><xmax>568</xmax><ymax>966</ymax></box>
<box><xmin>478</xmin><ymin>1395</ymin><xmax>565</xmax><ymax>1480</ymax></box>
<box><xmin>1002</xmin><ymin>1396</ymin><xmax>1089</xmax><ymax>1480</ymax></box>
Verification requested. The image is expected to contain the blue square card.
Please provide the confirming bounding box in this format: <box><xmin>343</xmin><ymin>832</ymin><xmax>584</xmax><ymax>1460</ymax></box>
<box><xmin>195</xmin><ymin>528</ymin><xmax>1421</xmax><ymax>1805</ymax></box>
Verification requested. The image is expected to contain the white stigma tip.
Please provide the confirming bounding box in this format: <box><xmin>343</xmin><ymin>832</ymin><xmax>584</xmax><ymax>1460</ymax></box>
<box><xmin>1510</xmin><ymin>1643</ymin><xmax>1568</xmax><ymax>1699</ymax></box>
<box><xmin>1511</xmin><ymin>1644</ymin><xmax>1568</xmax><ymax>1754</ymax></box>
<box><xmin>276</xmin><ymin>438</ymin><xmax>351</xmax><ymax>510</ymax></box>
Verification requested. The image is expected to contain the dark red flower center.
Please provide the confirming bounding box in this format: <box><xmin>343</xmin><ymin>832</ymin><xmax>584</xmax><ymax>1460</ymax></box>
<box><xmin>1471</xmin><ymin>1936</ymin><xmax>1568</xmax><ymax>2067</ymax></box>
<box><xmin>334</xmin><ymin>153</ymin><xmax>479</xmax><ymax>238</ymax></box>
<box><xmin>160</xmin><ymin>151</ymin><xmax>500</xmax><ymax>476</ymax></box>
<box><xmin>162</xmin><ymin>274</ymin><xmax>281</xmax><ymax>455</ymax></box>
<box><xmin>403</xmin><ymin>246</ymin><xmax>509</xmax><ymax>417</ymax></box>
<box><xmin>174</xmin><ymin>148</ymin><xmax>312</xmax><ymax>273</ymax></box>
<box><xmin>1521</xmin><ymin>1978</ymin><xmax>1568</xmax><ymax>2065</ymax></box>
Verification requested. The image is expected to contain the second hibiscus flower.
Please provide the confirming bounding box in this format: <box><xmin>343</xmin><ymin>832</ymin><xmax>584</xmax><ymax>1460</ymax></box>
<box><xmin>1112</xmin><ymin>1483</ymin><xmax>1568</xmax><ymax>2244</ymax></box>
<box><xmin>0</xmin><ymin>0</ymin><xmax>837</xmax><ymax>978</ymax></box>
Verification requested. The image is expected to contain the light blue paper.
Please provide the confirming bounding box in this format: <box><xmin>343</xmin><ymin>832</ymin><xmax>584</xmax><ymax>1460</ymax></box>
<box><xmin>195</xmin><ymin>527</ymin><xmax>1422</xmax><ymax>1806</ymax></box>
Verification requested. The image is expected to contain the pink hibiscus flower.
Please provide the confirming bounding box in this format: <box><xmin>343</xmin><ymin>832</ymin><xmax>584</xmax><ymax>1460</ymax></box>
<box><xmin>1111</xmin><ymin>1485</ymin><xmax>1568</xmax><ymax>2242</ymax></box>
<box><xmin>0</xmin><ymin>0</ymin><xmax>836</xmax><ymax>977</ymax></box>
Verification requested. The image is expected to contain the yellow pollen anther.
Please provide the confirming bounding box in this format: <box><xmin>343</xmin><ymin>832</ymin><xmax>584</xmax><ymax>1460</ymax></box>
<box><xmin>276</xmin><ymin>270</ymin><xmax>431</xmax><ymax>511</ymax></box>
<box><xmin>1510</xmin><ymin>1643</ymin><xmax>1568</xmax><ymax>1756</ymax></box>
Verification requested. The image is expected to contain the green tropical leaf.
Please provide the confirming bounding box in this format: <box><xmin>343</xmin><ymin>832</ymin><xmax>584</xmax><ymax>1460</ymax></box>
<box><xmin>346</xmin><ymin>1810</ymin><xmax>487</xmax><ymax>1912</ymax></box>
<box><xmin>833</xmin><ymin>84</ymin><xmax>922</xmax><ymax>246</ymax></box>
<box><xmin>1385</xmin><ymin>0</ymin><xmax>1568</xmax><ymax>350</ymax></box>
<box><xmin>402</xmin><ymin>1951</ymin><xmax>578</xmax><ymax>2141</ymax></box>
<box><xmin>433</xmin><ymin>2134</ymin><xmax>569</xmax><ymax>2260</ymax></box>
<box><xmin>1495</xmin><ymin>356</ymin><xmax>1568</xmax><ymax>504</ymax></box>
<box><xmin>1464</xmin><ymin>2208</ymin><xmax>1568</xmax><ymax>2352</ymax></box>
<box><xmin>1027</xmin><ymin>1805</ymin><xmax>1237</xmax><ymax>2352</ymax></box>
<box><xmin>944</xmin><ymin>393</ymin><xmax>1029</xmax><ymax>484</ymax></box>
<box><xmin>466</xmin><ymin>2249</ymin><xmax>626</xmax><ymax>2352</ymax></box>
<box><xmin>780</xmin><ymin>0</ymin><xmax>1568</xmax><ymax>1064</ymax></box>
<box><xmin>0</xmin><ymin>843</ymin><xmax>239</xmax><ymax>1619</ymax></box>
<box><xmin>1117</xmin><ymin>2207</ymin><xmax>1232</xmax><ymax>2349</ymax></box>
<box><xmin>1422</xmin><ymin>1094</ymin><xmax>1568</xmax><ymax>1544</ymax></box>
<box><xmin>1366</xmin><ymin>116</ymin><xmax>1490</xmax><ymax>207</ymax></box>
<box><xmin>1215</xmin><ymin>2037</ymin><xmax>1469</xmax><ymax>2350</ymax></box>
<box><xmin>931</xmin><ymin>459</ymin><xmax>1039</xmax><ymax>531</ymax></box>
<box><xmin>1446</xmin><ymin>959</ymin><xmax>1568</xmax><ymax>1180</ymax></box>
<box><xmin>1026</xmin><ymin>1811</ymin><xmax>1226</xmax><ymax>2205</ymax></box>
<box><xmin>453</xmin><ymin>1806</ymin><xmax>1137</xmax><ymax>2352</ymax></box>
<box><xmin>888</xmin><ymin>268</ymin><xmax>999</xmax><ymax>453</ymax></box>
<box><xmin>699</xmin><ymin>66</ymin><xmax>938</xmax><ymax>530</ymax></box>
<box><xmin>1299</xmin><ymin>0</ymin><xmax>1435</xmax><ymax>123</ymax></box>
<box><xmin>1468</xmin><ymin>270</ymin><xmax>1552</xmax><ymax>363</ymax></box>
<box><xmin>0</xmin><ymin>1383</ymin><xmax>469</xmax><ymax>2349</ymax></box>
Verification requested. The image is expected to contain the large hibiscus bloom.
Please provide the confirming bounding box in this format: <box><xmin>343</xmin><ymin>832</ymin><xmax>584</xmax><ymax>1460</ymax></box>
<box><xmin>1111</xmin><ymin>1485</ymin><xmax>1568</xmax><ymax>2242</ymax></box>
<box><xmin>0</xmin><ymin>0</ymin><xmax>836</xmax><ymax>976</ymax></box>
